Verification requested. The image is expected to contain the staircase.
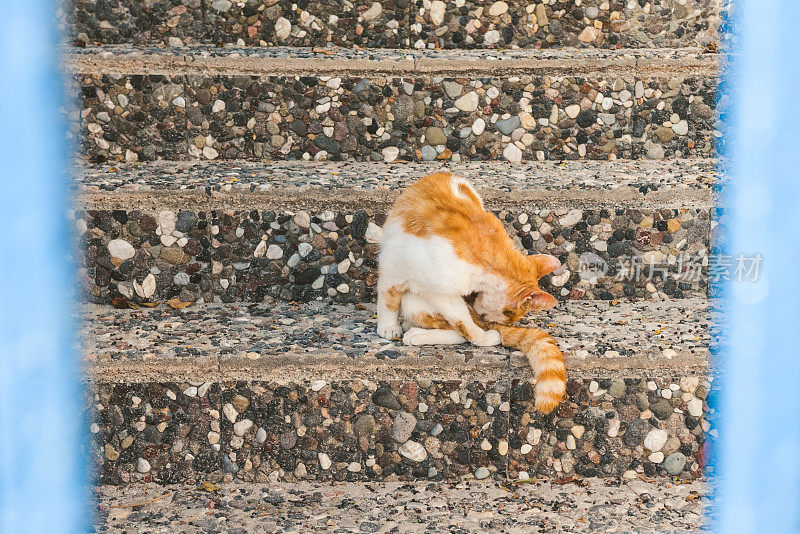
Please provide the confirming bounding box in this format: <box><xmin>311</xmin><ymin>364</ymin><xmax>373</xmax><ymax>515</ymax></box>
<box><xmin>68</xmin><ymin>1</ymin><xmax>723</xmax><ymax>530</ymax></box>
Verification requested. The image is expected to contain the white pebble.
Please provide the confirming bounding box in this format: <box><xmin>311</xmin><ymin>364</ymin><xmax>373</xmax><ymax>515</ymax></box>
<box><xmin>223</xmin><ymin>403</ymin><xmax>238</xmax><ymax>424</ymax></box>
<box><xmin>503</xmin><ymin>143</ymin><xmax>522</xmax><ymax>163</ymax></box>
<box><xmin>108</xmin><ymin>239</ymin><xmax>135</xmax><ymax>261</ymax></box>
<box><xmin>254</xmin><ymin>240</ymin><xmax>267</xmax><ymax>258</ymax></box>
<box><xmin>608</xmin><ymin>419</ymin><xmax>620</xmax><ymax>438</ymax></box>
<box><xmin>275</xmin><ymin>17</ymin><xmax>291</xmax><ymax>40</ymax></box>
<box><xmin>489</xmin><ymin>1</ymin><xmax>508</xmax><ymax>16</ymax></box>
<box><xmin>672</xmin><ymin>120</ymin><xmax>689</xmax><ymax>136</ymax></box>
<box><xmin>644</xmin><ymin>429</ymin><xmax>668</xmax><ymax>452</ymax></box>
<box><xmin>233</xmin><ymin>419</ymin><xmax>253</xmax><ymax>437</ymax></box>
<box><xmin>365</xmin><ymin>222</ymin><xmax>382</xmax><ymax>244</ymax></box>
<box><xmin>455</xmin><ymin>92</ymin><xmax>479</xmax><ymax>112</ymax></box>
<box><xmin>136</xmin><ymin>458</ymin><xmax>151</xmax><ymax>473</ymax></box>
<box><xmin>298</xmin><ymin>243</ymin><xmax>313</xmax><ymax>257</ymax></box>
<box><xmin>398</xmin><ymin>440</ymin><xmax>427</xmax><ymax>462</ymax></box>
<box><xmin>687</xmin><ymin>398</ymin><xmax>703</xmax><ymax>417</ymax></box>
<box><xmin>484</xmin><ymin>30</ymin><xmax>500</xmax><ymax>45</ymax></box>
<box><xmin>362</xmin><ymin>2</ymin><xmax>383</xmax><ymax>21</ymax></box>
<box><xmin>429</xmin><ymin>0</ymin><xmax>446</xmax><ymax>26</ymax></box>
<box><xmin>319</xmin><ymin>453</ymin><xmax>332</xmax><ymax>470</ymax></box>
<box><xmin>559</xmin><ymin>209</ymin><xmax>583</xmax><ymax>227</ymax></box>
<box><xmin>203</xmin><ymin>146</ymin><xmax>218</xmax><ymax>160</ymax></box>
<box><xmin>382</xmin><ymin>146</ymin><xmax>399</xmax><ymax>162</ymax></box>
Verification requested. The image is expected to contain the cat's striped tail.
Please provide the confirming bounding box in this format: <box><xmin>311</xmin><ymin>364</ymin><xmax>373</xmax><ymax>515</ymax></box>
<box><xmin>491</xmin><ymin>323</ymin><xmax>566</xmax><ymax>413</ymax></box>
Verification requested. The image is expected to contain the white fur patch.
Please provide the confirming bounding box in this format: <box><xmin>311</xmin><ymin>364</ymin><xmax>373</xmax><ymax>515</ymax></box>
<box><xmin>449</xmin><ymin>175</ymin><xmax>484</xmax><ymax>209</ymax></box>
<box><xmin>379</xmin><ymin>219</ymin><xmax>486</xmax><ymax>297</ymax></box>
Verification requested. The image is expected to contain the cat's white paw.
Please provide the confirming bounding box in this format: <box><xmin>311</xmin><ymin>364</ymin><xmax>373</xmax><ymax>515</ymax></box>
<box><xmin>377</xmin><ymin>323</ymin><xmax>404</xmax><ymax>340</ymax></box>
<box><xmin>402</xmin><ymin>328</ymin><xmax>421</xmax><ymax>346</ymax></box>
<box><xmin>473</xmin><ymin>329</ymin><xmax>502</xmax><ymax>347</ymax></box>
<box><xmin>403</xmin><ymin>327</ymin><xmax>430</xmax><ymax>346</ymax></box>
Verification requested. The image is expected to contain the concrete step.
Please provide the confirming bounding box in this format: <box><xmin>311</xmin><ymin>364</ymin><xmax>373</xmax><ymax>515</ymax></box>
<box><xmin>82</xmin><ymin>299</ymin><xmax>715</xmax><ymax>485</ymax></box>
<box><xmin>93</xmin><ymin>479</ymin><xmax>709</xmax><ymax>532</ymax></box>
<box><xmin>69</xmin><ymin>0</ymin><xmax>724</xmax><ymax>53</ymax></box>
<box><xmin>73</xmin><ymin>159</ymin><xmax>716</xmax><ymax>305</ymax></box>
<box><xmin>65</xmin><ymin>46</ymin><xmax>719</xmax><ymax>163</ymax></box>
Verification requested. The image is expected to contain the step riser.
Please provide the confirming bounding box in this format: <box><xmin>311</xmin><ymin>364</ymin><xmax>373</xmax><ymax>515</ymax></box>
<box><xmin>88</xmin><ymin>374</ymin><xmax>714</xmax><ymax>485</ymax></box>
<box><xmin>69</xmin><ymin>0</ymin><xmax>723</xmax><ymax>50</ymax></box>
<box><xmin>69</xmin><ymin>65</ymin><xmax>718</xmax><ymax>163</ymax></box>
<box><xmin>74</xmin><ymin>203</ymin><xmax>711</xmax><ymax>305</ymax></box>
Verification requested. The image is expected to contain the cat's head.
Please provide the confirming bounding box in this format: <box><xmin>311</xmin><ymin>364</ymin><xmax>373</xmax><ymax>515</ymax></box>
<box><xmin>483</xmin><ymin>254</ymin><xmax>560</xmax><ymax>324</ymax></box>
<box><xmin>469</xmin><ymin>254</ymin><xmax>560</xmax><ymax>323</ymax></box>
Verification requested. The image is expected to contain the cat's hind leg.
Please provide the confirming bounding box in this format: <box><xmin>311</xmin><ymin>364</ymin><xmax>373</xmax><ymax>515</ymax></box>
<box><xmin>403</xmin><ymin>327</ymin><xmax>467</xmax><ymax>346</ymax></box>
<box><xmin>400</xmin><ymin>293</ymin><xmax>467</xmax><ymax>345</ymax></box>
<box><xmin>403</xmin><ymin>293</ymin><xmax>501</xmax><ymax>347</ymax></box>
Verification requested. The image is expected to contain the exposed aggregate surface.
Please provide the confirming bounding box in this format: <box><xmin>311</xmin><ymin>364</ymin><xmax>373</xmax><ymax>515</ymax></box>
<box><xmin>93</xmin><ymin>479</ymin><xmax>710</xmax><ymax>533</ymax></box>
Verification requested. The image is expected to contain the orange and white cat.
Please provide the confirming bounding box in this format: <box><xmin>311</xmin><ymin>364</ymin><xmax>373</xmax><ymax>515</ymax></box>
<box><xmin>377</xmin><ymin>171</ymin><xmax>566</xmax><ymax>413</ymax></box>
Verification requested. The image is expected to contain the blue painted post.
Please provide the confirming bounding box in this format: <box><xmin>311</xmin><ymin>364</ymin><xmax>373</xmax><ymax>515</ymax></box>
<box><xmin>717</xmin><ymin>1</ymin><xmax>800</xmax><ymax>532</ymax></box>
<box><xmin>0</xmin><ymin>2</ymin><xmax>88</xmax><ymax>533</ymax></box>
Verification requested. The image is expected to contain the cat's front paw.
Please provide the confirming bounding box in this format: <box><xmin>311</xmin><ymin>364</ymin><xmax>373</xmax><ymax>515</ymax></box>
<box><xmin>377</xmin><ymin>323</ymin><xmax>404</xmax><ymax>341</ymax></box>
<box><xmin>473</xmin><ymin>329</ymin><xmax>502</xmax><ymax>347</ymax></box>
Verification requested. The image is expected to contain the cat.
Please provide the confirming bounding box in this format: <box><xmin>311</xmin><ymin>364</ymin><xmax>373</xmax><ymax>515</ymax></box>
<box><xmin>376</xmin><ymin>171</ymin><xmax>566</xmax><ymax>413</ymax></box>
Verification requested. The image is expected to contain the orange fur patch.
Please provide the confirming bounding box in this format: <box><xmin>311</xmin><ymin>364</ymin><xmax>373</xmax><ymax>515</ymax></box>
<box><xmin>416</xmin><ymin>313</ymin><xmax>474</xmax><ymax>343</ymax></box>
<box><xmin>453</xmin><ymin>321</ymin><xmax>471</xmax><ymax>341</ymax></box>
<box><xmin>537</xmin><ymin>367</ymin><xmax>567</xmax><ymax>383</ymax></box>
<box><xmin>415</xmin><ymin>313</ymin><xmax>451</xmax><ymax>330</ymax></box>
<box><xmin>382</xmin><ymin>285</ymin><xmax>405</xmax><ymax>312</ymax></box>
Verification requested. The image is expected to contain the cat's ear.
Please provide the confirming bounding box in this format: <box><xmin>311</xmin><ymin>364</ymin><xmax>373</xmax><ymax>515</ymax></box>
<box><xmin>524</xmin><ymin>290</ymin><xmax>557</xmax><ymax>309</ymax></box>
<box><xmin>529</xmin><ymin>254</ymin><xmax>561</xmax><ymax>278</ymax></box>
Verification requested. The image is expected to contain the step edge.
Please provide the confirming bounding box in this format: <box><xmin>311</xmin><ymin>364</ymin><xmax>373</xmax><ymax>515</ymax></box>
<box><xmin>75</xmin><ymin>186</ymin><xmax>716</xmax><ymax>212</ymax></box>
<box><xmin>84</xmin><ymin>354</ymin><xmax>711</xmax><ymax>384</ymax></box>
<box><xmin>63</xmin><ymin>47</ymin><xmax>719</xmax><ymax>77</ymax></box>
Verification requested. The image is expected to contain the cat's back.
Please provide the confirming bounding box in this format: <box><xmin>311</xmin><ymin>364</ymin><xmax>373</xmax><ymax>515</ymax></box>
<box><xmin>388</xmin><ymin>171</ymin><xmax>485</xmax><ymax>237</ymax></box>
<box><xmin>397</xmin><ymin>171</ymin><xmax>481</xmax><ymax>208</ymax></box>
<box><xmin>380</xmin><ymin>171</ymin><xmax>490</xmax><ymax>293</ymax></box>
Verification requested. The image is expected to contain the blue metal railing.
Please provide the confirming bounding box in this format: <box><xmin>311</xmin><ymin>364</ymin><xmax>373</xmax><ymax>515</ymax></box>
<box><xmin>716</xmin><ymin>1</ymin><xmax>800</xmax><ymax>532</ymax></box>
<box><xmin>0</xmin><ymin>2</ymin><xmax>88</xmax><ymax>533</ymax></box>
